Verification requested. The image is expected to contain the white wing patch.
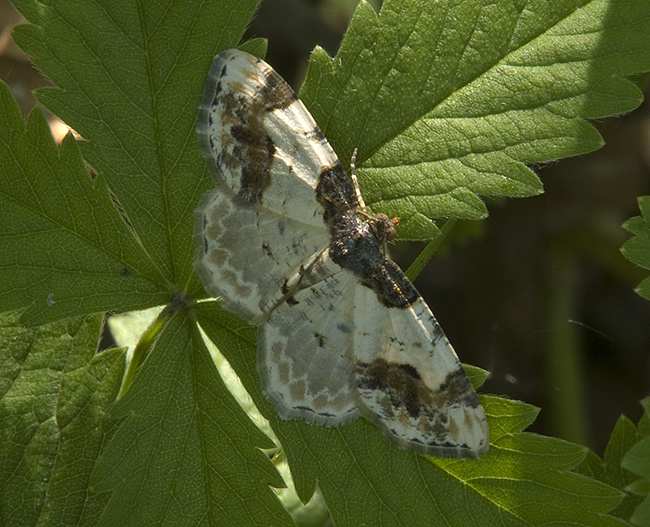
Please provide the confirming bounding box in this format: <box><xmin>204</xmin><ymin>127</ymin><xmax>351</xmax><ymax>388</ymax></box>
<box><xmin>195</xmin><ymin>48</ymin><xmax>489</xmax><ymax>458</ymax></box>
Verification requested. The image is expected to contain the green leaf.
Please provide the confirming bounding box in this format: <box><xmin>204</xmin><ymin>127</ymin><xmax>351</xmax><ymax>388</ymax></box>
<box><xmin>300</xmin><ymin>0</ymin><xmax>649</xmax><ymax>239</ymax></box>
<box><xmin>576</xmin><ymin>413</ymin><xmax>646</xmax><ymax>522</ymax></box>
<box><xmin>623</xmin><ymin>399</ymin><xmax>650</xmax><ymax>526</ymax></box>
<box><xmin>197</xmin><ymin>300</ymin><xmax>628</xmax><ymax>527</ymax></box>
<box><xmin>0</xmin><ymin>82</ymin><xmax>168</xmax><ymax>324</ymax></box>
<box><xmin>622</xmin><ymin>196</ymin><xmax>650</xmax><ymax>300</ymax></box>
<box><xmin>0</xmin><ymin>311</ymin><xmax>125</xmax><ymax>526</ymax></box>
<box><xmin>6</xmin><ymin>0</ymin><xmax>261</xmax><ymax>323</ymax></box>
<box><xmin>92</xmin><ymin>310</ymin><xmax>292</xmax><ymax>527</ymax></box>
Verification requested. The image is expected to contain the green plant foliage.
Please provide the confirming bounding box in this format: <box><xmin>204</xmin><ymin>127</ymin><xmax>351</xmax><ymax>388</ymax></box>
<box><xmin>0</xmin><ymin>312</ymin><xmax>125</xmax><ymax>525</ymax></box>
<box><xmin>92</xmin><ymin>310</ymin><xmax>291</xmax><ymax>527</ymax></box>
<box><xmin>0</xmin><ymin>81</ymin><xmax>169</xmax><ymax>324</ymax></box>
<box><xmin>622</xmin><ymin>196</ymin><xmax>650</xmax><ymax>300</ymax></box>
<box><xmin>1</xmin><ymin>0</ymin><xmax>649</xmax><ymax>525</ymax></box>
<box><xmin>300</xmin><ymin>0</ymin><xmax>649</xmax><ymax>238</ymax></box>
<box><xmin>576</xmin><ymin>409</ymin><xmax>648</xmax><ymax>522</ymax></box>
<box><xmin>622</xmin><ymin>399</ymin><xmax>650</xmax><ymax>526</ymax></box>
<box><xmin>197</xmin><ymin>299</ymin><xmax>629</xmax><ymax>527</ymax></box>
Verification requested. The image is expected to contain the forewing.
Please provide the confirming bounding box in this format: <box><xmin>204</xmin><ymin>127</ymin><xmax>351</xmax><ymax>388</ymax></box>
<box><xmin>353</xmin><ymin>277</ymin><xmax>489</xmax><ymax>458</ymax></box>
<box><xmin>258</xmin><ymin>254</ymin><xmax>360</xmax><ymax>424</ymax></box>
<box><xmin>197</xmin><ymin>48</ymin><xmax>339</xmax><ymax>227</ymax></box>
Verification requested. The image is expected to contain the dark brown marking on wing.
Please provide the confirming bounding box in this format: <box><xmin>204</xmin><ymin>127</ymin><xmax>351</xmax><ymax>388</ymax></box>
<box><xmin>356</xmin><ymin>360</ymin><xmax>479</xmax><ymax>418</ymax></box>
<box><xmin>258</xmin><ymin>68</ymin><xmax>298</xmax><ymax>110</ymax></box>
<box><xmin>356</xmin><ymin>359</ymin><xmax>480</xmax><ymax>448</ymax></box>
<box><xmin>206</xmin><ymin>52</ymin><xmax>300</xmax><ymax>204</ymax></box>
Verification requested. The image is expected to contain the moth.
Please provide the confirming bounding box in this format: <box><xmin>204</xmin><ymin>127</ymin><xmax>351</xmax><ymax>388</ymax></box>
<box><xmin>195</xmin><ymin>49</ymin><xmax>488</xmax><ymax>458</ymax></box>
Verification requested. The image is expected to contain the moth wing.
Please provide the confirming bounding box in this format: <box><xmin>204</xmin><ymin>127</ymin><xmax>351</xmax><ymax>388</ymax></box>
<box><xmin>258</xmin><ymin>255</ymin><xmax>360</xmax><ymax>423</ymax></box>
<box><xmin>196</xmin><ymin>49</ymin><xmax>340</xmax><ymax>321</ymax></box>
<box><xmin>195</xmin><ymin>188</ymin><xmax>330</xmax><ymax>323</ymax></box>
<box><xmin>353</xmin><ymin>283</ymin><xmax>489</xmax><ymax>458</ymax></box>
<box><xmin>197</xmin><ymin>48</ymin><xmax>340</xmax><ymax>227</ymax></box>
<box><xmin>195</xmin><ymin>49</ymin><xmax>489</xmax><ymax>458</ymax></box>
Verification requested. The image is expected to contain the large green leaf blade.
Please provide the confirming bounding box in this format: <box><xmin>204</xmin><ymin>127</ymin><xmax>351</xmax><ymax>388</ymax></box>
<box><xmin>92</xmin><ymin>310</ymin><xmax>293</xmax><ymax>527</ymax></box>
<box><xmin>10</xmin><ymin>0</ymin><xmax>259</xmax><ymax>291</ymax></box>
<box><xmin>301</xmin><ymin>0</ymin><xmax>649</xmax><ymax>239</ymax></box>
<box><xmin>0</xmin><ymin>82</ymin><xmax>168</xmax><ymax>324</ymax></box>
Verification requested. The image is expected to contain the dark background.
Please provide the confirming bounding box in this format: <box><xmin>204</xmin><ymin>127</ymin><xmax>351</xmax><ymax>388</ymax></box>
<box><xmin>3</xmin><ymin>0</ymin><xmax>649</xmax><ymax>455</ymax></box>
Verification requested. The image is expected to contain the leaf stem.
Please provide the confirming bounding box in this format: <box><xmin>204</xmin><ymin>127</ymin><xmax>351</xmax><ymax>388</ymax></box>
<box><xmin>405</xmin><ymin>219</ymin><xmax>456</xmax><ymax>282</ymax></box>
<box><xmin>545</xmin><ymin>246</ymin><xmax>588</xmax><ymax>446</ymax></box>
<box><xmin>117</xmin><ymin>304</ymin><xmax>172</xmax><ymax>399</ymax></box>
